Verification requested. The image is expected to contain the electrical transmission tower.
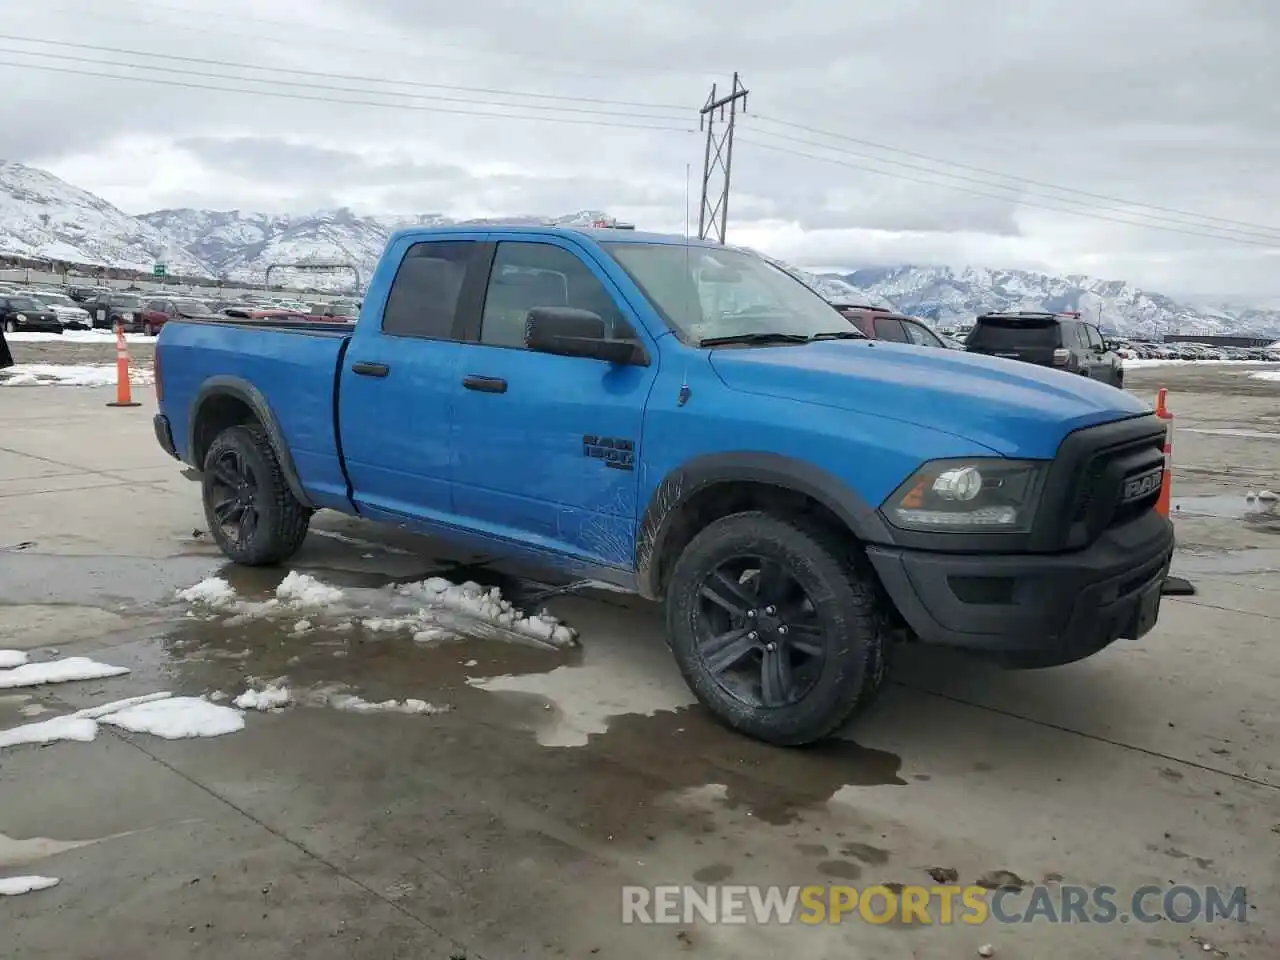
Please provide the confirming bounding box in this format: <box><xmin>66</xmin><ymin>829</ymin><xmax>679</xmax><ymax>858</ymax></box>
<box><xmin>698</xmin><ymin>72</ymin><xmax>748</xmax><ymax>244</ymax></box>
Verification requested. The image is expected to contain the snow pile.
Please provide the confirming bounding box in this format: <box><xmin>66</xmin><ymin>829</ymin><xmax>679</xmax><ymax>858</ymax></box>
<box><xmin>0</xmin><ymin>875</ymin><xmax>60</xmax><ymax>896</ymax></box>
<box><xmin>176</xmin><ymin>577</ymin><xmax>238</xmax><ymax>608</ymax></box>
<box><xmin>1249</xmin><ymin>371</ymin><xmax>1280</xmax><ymax>382</ymax></box>
<box><xmin>101</xmin><ymin>697</ymin><xmax>244</xmax><ymax>739</ymax></box>
<box><xmin>0</xmin><ymin>691</ymin><xmax>245</xmax><ymax>748</ymax></box>
<box><xmin>0</xmin><ymin>650</ymin><xmax>28</xmax><ymax>669</ymax></box>
<box><xmin>1122</xmin><ymin>358</ymin><xmax>1278</xmax><ymax>369</ymax></box>
<box><xmin>309</xmin><ymin>686</ymin><xmax>449</xmax><ymax>716</ymax></box>
<box><xmin>0</xmin><ymin>657</ymin><xmax>129</xmax><ymax>689</ymax></box>
<box><xmin>0</xmin><ymin>364</ymin><xmax>155</xmax><ymax>387</ymax></box>
<box><xmin>233</xmin><ymin>685</ymin><xmax>292</xmax><ymax>711</ymax></box>
<box><xmin>174</xmin><ymin>570</ymin><xmax>578</xmax><ymax>648</ymax></box>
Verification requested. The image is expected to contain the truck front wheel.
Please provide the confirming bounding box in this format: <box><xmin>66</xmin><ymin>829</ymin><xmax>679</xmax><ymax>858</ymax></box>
<box><xmin>665</xmin><ymin>511</ymin><xmax>889</xmax><ymax>746</ymax></box>
<box><xmin>201</xmin><ymin>423</ymin><xmax>311</xmax><ymax>566</ymax></box>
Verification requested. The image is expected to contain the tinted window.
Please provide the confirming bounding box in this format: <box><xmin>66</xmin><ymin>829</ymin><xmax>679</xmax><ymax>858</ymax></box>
<box><xmin>7</xmin><ymin>298</ymin><xmax>41</xmax><ymax>311</ymax></box>
<box><xmin>967</xmin><ymin>317</ymin><xmax>1060</xmax><ymax>350</ymax></box>
<box><xmin>874</xmin><ymin>317</ymin><xmax>909</xmax><ymax>342</ymax></box>
<box><xmin>841</xmin><ymin>311</ymin><xmax>874</xmax><ymax>337</ymax></box>
<box><xmin>479</xmin><ymin>242</ymin><xmax>625</xmax><ymax>349</ymax></box>
<box><xmin>903</xmin><ymin>320</ymin><xmax>944</xmax><ymax>348</ymax></box>
<box><xmin>383</xmin><ymin>241</ymin><xmax>474</xmax><ymax>339</ymax></box>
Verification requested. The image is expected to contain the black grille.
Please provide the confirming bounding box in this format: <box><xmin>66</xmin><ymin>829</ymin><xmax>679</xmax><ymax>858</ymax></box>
<box><xmin>1028</xmin><ymin>414</ymin><xmax>1168</xmax><ymax>552</ymax></box>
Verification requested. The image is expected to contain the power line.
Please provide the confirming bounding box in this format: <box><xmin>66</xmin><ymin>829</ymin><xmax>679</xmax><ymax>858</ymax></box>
<box><xmin>27</xmin><ymin>0</ymin><xmax>725</xmax><ymax>84</ymax></box>
<box><xmin>735</xmin><ymin>135</ymin><xmax>1280</xmax><ymax>249</ymax></box>
<box><xmin>3</xmin><ymin>58</ymin><xmax>698</xmax><ymax>133</ymax></box>
<box><xmin>751</xmin><ymin>114</ymin><xmax>1280</xmax><ymax>239</ymax></box>
<box><xmin>740</xmin><ymin>122</ymin><xmax>1280</xmax><ymax>244</ymax></box>
<box><xmin>0</xmin><ymin>35</ymin><xmax>694</xmax><ymax>117</ymax></box>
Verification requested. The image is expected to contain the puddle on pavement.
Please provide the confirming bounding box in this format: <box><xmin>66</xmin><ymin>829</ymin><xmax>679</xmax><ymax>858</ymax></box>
<box><xmin>1172</xmin><ymin>495</ymin><xmax>1280</xmax><ymax>533</ymax></box>
<box><xmin>1173</xmin><ymin>546</ymin><xmax>1280</xmax><ymax>577</ymax></box>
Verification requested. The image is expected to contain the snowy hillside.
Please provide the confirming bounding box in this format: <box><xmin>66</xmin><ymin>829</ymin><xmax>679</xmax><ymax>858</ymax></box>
<box><xmin>0</xmin><ymin>162</ymin><xmax>210</xmax><ymax>277</ymax></box>
<box><xmin>827</xmin><ymin>265</ymin><xmax>1280</xmax><ymax>337</ymax></box>
<box><xmin>137</xmin><ymin>207</ymin><xmax>614</xmax><ymax>288</ymax></box>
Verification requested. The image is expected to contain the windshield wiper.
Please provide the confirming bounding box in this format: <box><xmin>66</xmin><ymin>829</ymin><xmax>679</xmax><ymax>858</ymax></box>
<box><xmin>808</xmin><ymin>330</ymin><xmax>867</xmax><ymax>341</ymax></box>
<box><xmin>699</xmin><ymin>332</ymin><xmax>811</xmax><ymax>347</ymax></box>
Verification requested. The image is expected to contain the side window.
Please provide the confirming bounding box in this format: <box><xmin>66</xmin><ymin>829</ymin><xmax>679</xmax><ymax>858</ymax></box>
<box><xmin>1085</xmin><ymin>324</ymin><xmax>1104</xmax><ymax>350</ymax></box>
<box><xmin>479</xmin><ymin>241</ymin><xmax>626</xmax><ymax>349</ymax></box>
<box><xmin>903</xmin><ymin>320</ymin><xmax>943</xmax><ymax>348</ymax></box>
<box><xmin>875</xmin><ymin>318</ymin><xmax>909</xmax><ymax>342</ymax></box>
<box><xmin>843</xmin><ymin>311</ymin><xmax>874</xmax><ymax>337</ymax></box>
<box><xmin>382</xmin><ymin>241</ymin><xmax>474</xmax><ymax>340</ymax></box>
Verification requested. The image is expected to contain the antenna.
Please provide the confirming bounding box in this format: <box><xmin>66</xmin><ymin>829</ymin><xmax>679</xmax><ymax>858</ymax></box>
<box><xmin>684</xmin><ymin>162</ymin><xmax>691</xmax><ymax>242</ymax></box>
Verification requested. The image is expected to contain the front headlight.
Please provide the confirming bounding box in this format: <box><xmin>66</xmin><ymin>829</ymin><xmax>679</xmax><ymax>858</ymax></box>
<box><xmin>883</xmin><ymin>458</ymin><xmax>1048</xmax><ymax>533</ymax></box>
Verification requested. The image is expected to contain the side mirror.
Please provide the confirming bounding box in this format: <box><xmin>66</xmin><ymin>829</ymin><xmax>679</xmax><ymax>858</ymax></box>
<box><xmin>525</xmin><ymin>307</ymin><xmax>644</xmax><ymax>365</ymax></box>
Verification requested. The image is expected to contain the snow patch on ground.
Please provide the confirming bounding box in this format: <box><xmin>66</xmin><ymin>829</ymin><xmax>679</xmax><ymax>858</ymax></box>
<box><xmin>1122</xmin><ymin>359</ymin><xmax>1279</xmax><ymax>369</ymax></box>
<box><xmin>0</xmin><ymin>715</ymin><xmax>97</xmax><ymax>749</ymax></box>
<box><xmin>0</xmin><ymin>364</ymin><xmax>155</xmax><ymax>387</ymax></box>
<box><xmin>100</xmin><ymin>697</ymin><xmax>245</xmax><ymax>739</ymax></box>
<box><xmin>0</xmin><ymin>650</ymin><xmax>28</xmax><ymax>669</ymax></box>
<box><xmin>5</xmin><ymin>330</ymin><xmax>148</xmax><ymax>343</ymax></box>
<box><xmin>1249</xmin><ymin>371</ymin><xmax>1280</xmax><ymax>382</ymax></box>
<box><xmin>174</xmin><ymin>571</ymin><xmax>578</xmax><ymax>649</ymax></box>
<box><xmin>0</xmin><ymin>657</ymin><xmax>129</xmax><ymax>690</ymax></box>
<box><xmin>233</xmin><ymin>685</ymin><xmax>292</xmax><ymax>711</ymax></box>
<box><xmin>0</xmin><ymin>875</ymin><xmax>60</xmax><ymax>896</ymax></box>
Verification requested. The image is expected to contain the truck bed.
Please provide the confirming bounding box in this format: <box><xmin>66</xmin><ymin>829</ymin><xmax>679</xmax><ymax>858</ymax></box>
<box><xmin>157</xmin><ymin>318</ymin><xmax>353</xmax><ymax>510</ymax></box>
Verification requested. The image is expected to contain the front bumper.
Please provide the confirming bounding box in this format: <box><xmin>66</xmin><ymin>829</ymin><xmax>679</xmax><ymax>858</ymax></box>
<box><xmin>866</xmin><ymin>510</ymin><xmax>1175</xmax><ymax>668</ymax></box>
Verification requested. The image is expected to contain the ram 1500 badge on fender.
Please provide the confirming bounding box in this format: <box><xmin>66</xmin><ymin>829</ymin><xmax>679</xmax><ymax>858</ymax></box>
<box><xmin>152</xmin><ymin>226</ymin><xmax>1174</xmax><ymax>746</ymax></box>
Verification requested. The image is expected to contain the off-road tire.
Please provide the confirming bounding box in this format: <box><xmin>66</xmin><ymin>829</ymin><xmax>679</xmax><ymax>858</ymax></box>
<box><xmin>202</xmin><ymin>423</ymin><xmax>311</xmax><ymax>566</ymax></box>
<box><xmin>665</xmin><ymin>510</ymin><xmax>890</xmax><ymax>746</ymax></box>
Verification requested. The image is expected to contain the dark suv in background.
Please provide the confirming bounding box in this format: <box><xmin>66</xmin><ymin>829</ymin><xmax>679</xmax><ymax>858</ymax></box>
<box><xmin>832</xmin><ymin>304</ymin><xmax>950</xmax><ymax>348</ymax></box>
<box><xmin>965</xmin><ymin>310</ymin><xmax>1123</xmax><ymax>387</ymax></box>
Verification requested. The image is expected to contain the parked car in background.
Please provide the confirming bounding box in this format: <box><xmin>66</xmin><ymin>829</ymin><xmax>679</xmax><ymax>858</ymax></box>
<box><xmin>833</xmin><ymin>304</ymin><xmax>948</xmax><ymax>348</ymax></box>
<box><xmin>66</xmin><ymin>285</ymin><xmax>109</xmax><ymax>303</ymax></box>
<box><xmin>139</xmin><ymin>298</ymin><xmax>221</xmax><ymax>336</ymax></box>
<box><xmin>965</xmin><ymin>310</ymin><xmax>1124</xmax><ymax>387</ymax></box>
<box><xmin>1</xmin><ymin>295</ymin><xmax>62</xmax><ymax>333</ymax></box>
<box><xmin>84</xmin><ymin>293</ymin><xmax>145</xmax><ymax>331</ymax></box>
<box><xmin>27</xmin><ymin>290</ymin><xmax>91</xmax><ymax>329</ymax></box>
<box><xmin>307</xmin><ymin>300</ymin><xmax>360</xmax><ymax>321</ymax></box>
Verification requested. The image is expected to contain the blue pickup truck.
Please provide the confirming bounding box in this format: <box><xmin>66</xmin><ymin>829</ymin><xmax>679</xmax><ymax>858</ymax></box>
<box><xmin>153</xmin><ymin>225</ymin><xmax>1174</xmax><ymax>745</ymax></box>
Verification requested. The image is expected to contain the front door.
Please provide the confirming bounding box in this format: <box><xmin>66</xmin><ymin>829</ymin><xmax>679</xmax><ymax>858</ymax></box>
<box><xmin>450</xmin><ymin>235</ymin><xmax>657</xmax><ymax>569</ymax></box>
<box><xmin>338</xmin><ymin>234</ymin><xmax>490</xmax><ymax>522</ymax></box>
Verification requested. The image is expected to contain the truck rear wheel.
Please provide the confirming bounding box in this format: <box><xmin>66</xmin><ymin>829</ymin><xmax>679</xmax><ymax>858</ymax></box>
<box><xmin>665</xmin><ymin>511</ymin><xmax>888</xmax><ymax>746</ymax></box>
<box><xmin>201</xmin><ymin>423</ymin><xmax>311</xmax><ymax>566</ymax></box>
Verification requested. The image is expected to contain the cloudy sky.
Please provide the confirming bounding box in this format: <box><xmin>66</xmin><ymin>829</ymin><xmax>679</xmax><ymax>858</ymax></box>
<box><xmin>4</xmin><ymin>0</ymin><xmax>1280</xmax><ymax>299</ymax></box>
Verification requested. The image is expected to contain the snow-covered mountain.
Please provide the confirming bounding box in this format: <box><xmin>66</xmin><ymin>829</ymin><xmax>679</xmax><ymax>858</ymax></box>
<box><xmin>0</xmin><ymin>161</ymin><xmax>210</xmax><ymax>277</ymax></box>
<box><xmin>826</xmin><ymin>265</ymin><xmax>1280</xmax><ymax>338</ymax></box>
<box><xmin>136</xmin><ymin>207</ymin><xmax>615</xmax><ymax>288</ymax></box>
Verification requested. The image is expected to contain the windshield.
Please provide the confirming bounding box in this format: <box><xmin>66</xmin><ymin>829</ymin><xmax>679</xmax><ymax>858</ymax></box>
<box><xmin>603</xmin><ymin>242</ymin><xmax>862</xmax><ymax>345</ymax></box>
<box><xmin>174</xmin><ymin>300</ymin><xmax>212</xmax><ymax>314</ymax></box>
<box><xmin>35</xmin><ymin>293</ymin><xmax>73</xmax><ymax>306</ymax></box>
<box><xmin>113</xmin><ymin>296</ymin><xmax>142</xmax><ymax>307</ymax></box>
<box><xmin>8</xmin><ymin>298</ymin><xmax>41</xmax><ymax>311</ymax></box>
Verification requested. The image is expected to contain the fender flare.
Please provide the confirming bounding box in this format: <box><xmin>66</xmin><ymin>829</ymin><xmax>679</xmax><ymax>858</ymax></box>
<box><xmin>189</xmin><ymin>376</ymin><xmax>315</xmax><ymax>509</ymax></box>
<box><xmin>634</xmin><ymin>451</ymin><xmax>894</xmax><ymax>599</ymax></box>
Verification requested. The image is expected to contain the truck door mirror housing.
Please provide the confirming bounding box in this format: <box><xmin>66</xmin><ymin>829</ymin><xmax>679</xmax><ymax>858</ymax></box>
<box><xmin>524</xmin><ymin>307</ymin><xmax>646</xmax><ymax>365</ymax></box>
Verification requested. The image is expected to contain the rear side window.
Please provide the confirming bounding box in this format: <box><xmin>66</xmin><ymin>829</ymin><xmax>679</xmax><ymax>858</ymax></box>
<box><xmin>383</xmin><ymin>241</ymin><xmax>474</xmax><ymax>340</ymax></box>
<box><xmin>903</xmin><ymin>320</ymin><xmax>944</xmax><ymax>348</ymax></box>
<box><xmin>874</xmin><ymin>317</ymin><xmax>909</xmax><ymax>342</ymax></box>
<box><xmin>967</xmin><ymin>317</ymin><xmax>1060</xmax><ymax>350</ymax></box>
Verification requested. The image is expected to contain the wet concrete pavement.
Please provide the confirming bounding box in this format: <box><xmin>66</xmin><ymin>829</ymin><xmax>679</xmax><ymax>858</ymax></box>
<box><xmin>1</xmin><ymin>369</ymin><xmax>1278</xmax><ymax>958</ymax></box>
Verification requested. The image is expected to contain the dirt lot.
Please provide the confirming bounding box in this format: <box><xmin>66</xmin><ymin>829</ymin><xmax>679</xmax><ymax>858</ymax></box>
<box><xmin>0</xmin><ymin>362</ymin><xmax>1277</xmax><ymax>959</ymax></box>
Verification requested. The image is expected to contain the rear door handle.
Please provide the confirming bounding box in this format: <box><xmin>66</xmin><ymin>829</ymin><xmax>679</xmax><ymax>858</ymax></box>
<box><xmin>351</xmin><ymin>361</ymin><xmax>389</xmax><ymax>377</ymax></box>
<box><xmin>463</xmin><ymin>375</ymin><xmax>507</xmax><ymax>394</ymax></box>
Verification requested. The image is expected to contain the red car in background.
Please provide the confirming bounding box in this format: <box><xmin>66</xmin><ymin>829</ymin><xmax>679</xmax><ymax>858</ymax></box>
<box><xmin>139</xmin><ymin>298</ymin><xmax>220</xmax><ymax>336</ymax></box>
<box><xmin>832</xmin><ymin>303</ymin><xmax>950</xmax><ymax>349</ymax></box>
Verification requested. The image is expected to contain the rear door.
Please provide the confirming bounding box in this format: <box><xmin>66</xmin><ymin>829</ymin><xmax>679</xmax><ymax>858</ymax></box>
<box><xmin>338</xmin><ymin>233</ymin><xmax>491</xmax><ymax>523</ymax></box>
<box><xmin>449</xmin><ymin>234</ymin><xmax>658</xmax><ymax>567</ymax></box>
<box><xmin>966</xmin><ymin>316</ymin><xmax>1061</xmax><ymax>366</ymax></box>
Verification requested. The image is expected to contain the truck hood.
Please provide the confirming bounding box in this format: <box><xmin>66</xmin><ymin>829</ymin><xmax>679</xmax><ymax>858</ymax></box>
<box><xmin>708</xmin><ymin>340</ymin><xmax>1149</xmax><ymax>458</ymax></box>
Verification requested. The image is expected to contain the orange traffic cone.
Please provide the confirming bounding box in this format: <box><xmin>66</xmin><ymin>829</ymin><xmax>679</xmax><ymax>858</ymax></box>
<box><xmin>1154</xmin><ymin>386</ymin><xmax>1173</xmax><ymax>517</ymax></box>
<box><xmin>106</xmin><ymin>322</ymin><xmax>141</xmax><ymax>408</ymax></box>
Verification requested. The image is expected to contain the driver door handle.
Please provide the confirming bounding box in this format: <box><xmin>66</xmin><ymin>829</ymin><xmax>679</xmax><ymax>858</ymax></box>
<box><xmin>351</xmin><ymin>361</ymin><xmax>389</xmax><ymax>377</ymax></box>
